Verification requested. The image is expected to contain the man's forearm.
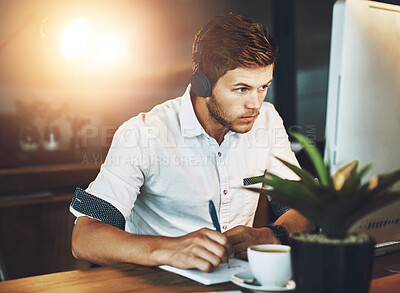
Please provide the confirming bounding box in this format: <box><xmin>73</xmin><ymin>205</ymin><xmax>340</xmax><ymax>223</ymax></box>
<box><xmin>274</xmin><ymin>209</ymin><xmax>315</xmax><ymax>236</ymax></box>
<box><xmin>72</xmin><ymin>216</ymin><xmax>233</xmax><ymax>272</ymax></box>
<box><xmin>72</xmin><ymin>216</ymin><xmax>171</xmax><ymax>266</ymax></box>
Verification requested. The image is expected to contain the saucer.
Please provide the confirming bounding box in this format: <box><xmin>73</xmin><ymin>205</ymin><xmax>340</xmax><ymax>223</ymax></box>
<box><xmin>231</xmin><ymin>270</ymin><xmax>295</xmax><ymax>292</ymax></box>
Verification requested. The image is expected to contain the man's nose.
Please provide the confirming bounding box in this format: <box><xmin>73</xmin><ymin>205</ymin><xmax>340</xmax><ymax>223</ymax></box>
<box><xmin>245</xmin><ymin>90</ymin><xmax>262</xmax><ymax>109</ymax></box>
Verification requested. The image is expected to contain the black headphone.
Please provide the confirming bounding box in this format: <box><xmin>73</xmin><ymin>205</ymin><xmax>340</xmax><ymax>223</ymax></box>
<box><xmin>191</xmin><ymin>20</ymin><xmax>214</xmax><ymax>98</ymax></box>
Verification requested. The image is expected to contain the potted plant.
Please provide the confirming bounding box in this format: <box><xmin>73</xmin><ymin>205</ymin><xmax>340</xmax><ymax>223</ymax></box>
<box><xmin>248</xmin><ymin>132</ymin><xmax>400</xmax><ymax>293</ymax></box>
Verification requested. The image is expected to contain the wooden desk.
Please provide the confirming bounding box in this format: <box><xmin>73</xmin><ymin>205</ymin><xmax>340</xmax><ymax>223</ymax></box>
<box><xmin>0</xmin><ymin>253</ymin><xmax>399</xmax><ymax>293</ymax></box>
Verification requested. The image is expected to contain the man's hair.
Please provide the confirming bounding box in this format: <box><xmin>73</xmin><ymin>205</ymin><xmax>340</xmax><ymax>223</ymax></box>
<box><xmin>192</xmin><ymin>13</ymin><xmax>278</xmax><ymax>88</ymax></box>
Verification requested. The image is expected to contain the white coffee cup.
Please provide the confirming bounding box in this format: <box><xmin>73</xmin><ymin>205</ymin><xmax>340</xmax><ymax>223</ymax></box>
<box><xmin>247</xmin><ymin>244</ymin><xmax>292</xmax><ymax>287</ymax></box>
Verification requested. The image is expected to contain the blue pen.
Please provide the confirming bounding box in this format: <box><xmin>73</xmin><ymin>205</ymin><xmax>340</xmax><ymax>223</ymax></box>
<box><xmin>209</xmin><ymin>200</ymin><xmax>230</xmax><ymax>267</ymax></box>
<box><xmin>209</xmin><ymin>200</ymin><xmax>221</xmax><ymax>232</ymax></box>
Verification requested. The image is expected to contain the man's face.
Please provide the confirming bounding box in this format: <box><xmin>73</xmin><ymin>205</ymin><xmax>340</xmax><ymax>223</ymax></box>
<box><xmin>206</xmin><ymin>65</ymin><xmax>274</xmax><ymax>134</ymax></box>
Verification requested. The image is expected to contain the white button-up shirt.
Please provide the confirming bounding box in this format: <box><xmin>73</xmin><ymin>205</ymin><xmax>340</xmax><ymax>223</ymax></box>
<box><xmin>70</xmin><ymin>85</ymin><xmax>299</xmax><ymax>236</ymax></box>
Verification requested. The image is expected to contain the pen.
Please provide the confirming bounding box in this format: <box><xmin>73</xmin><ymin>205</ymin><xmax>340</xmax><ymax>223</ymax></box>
<box><xmin>209</xmin><ymin>200</ymin><xmax>230</xmax><ymax>267</ymax></box>
<box><xmin>209</xmin><ymin>200</ymin><xmax>221</xmax><ymax>232</ymax></box>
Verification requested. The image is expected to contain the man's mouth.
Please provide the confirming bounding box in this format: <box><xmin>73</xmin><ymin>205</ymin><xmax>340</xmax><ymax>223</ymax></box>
<box><xmin>241</xmin><ymin>115</ymin><xmax>257</xmax><ymax>122</ymax></box>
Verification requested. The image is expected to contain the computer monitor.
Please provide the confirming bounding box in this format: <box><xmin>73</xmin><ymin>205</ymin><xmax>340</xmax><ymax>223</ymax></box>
<box><xmin>325</xmin><ymin>0</ymin><xmax>400</xmax><ymax>245</ymax></box>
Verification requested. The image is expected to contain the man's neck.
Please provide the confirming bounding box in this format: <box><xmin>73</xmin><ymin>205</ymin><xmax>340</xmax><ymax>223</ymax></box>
<box><xmin>190</xmin><ymin>92</ymin><xmax>228</xmax><ymax>145</ymax></box>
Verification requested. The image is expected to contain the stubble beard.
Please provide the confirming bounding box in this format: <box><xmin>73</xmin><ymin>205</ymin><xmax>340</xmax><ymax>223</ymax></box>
<box><xmin>206</xmin><ymin>94</ymin><xmax>258</xmax><ymax>134</ymax></box>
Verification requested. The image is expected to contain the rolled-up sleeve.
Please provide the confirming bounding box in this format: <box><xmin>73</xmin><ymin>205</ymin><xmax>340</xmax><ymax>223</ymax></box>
<box><xmin>70</xmin><ymin>117</ymin><xmax>150</xmax><ymax>228</ymax></box>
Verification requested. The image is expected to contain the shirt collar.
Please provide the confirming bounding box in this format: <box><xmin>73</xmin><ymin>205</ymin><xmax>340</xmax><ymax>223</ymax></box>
<box><xmin>179</xmin><ymin>84</ymin><xmax>240</xmax><ymax>140</ymax></box>
<box><xmin>179</xmin><ymin>84</ymin><xmax>204</xmax><ymax>138</ymax></box>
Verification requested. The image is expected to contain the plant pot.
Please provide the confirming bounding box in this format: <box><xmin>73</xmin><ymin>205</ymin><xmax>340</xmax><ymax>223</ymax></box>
<box><xmin>290</xmin><ymin>233</ymin><xmax>375</xmax><ymax>293</ymax></box>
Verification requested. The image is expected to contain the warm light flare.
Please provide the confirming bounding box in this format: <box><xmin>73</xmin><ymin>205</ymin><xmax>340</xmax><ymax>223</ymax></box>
<box><xmin>97</xmin><ymin>36</ymin><xmax>126</xmax><ymax>64</ymax></box>
<box><xmin>61</xmin><ymin>18</ymin><xmax>90</xmax><ymax>60</ymax></box>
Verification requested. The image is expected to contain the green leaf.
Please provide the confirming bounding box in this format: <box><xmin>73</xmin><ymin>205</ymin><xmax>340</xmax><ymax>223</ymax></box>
<box><xmin>358</xmin><ymin>163</ymin><xmax>373</xmax><ymax>181</ymax></box>
<box><xmin>276</xmin><ymin>157</ymin><xmax>318</xmax><ymax>188</ymax></box>
<box><xmin>351</xmin><ymin>169</ymin><xmax>400</xmax><ymax>206</ymax></box>
<box><xmin>332</xmin><ymin>160</ymin><xmax>358</xmax><ymax>191</ymax></box>
<box><xmin>250</xmin><ymin>173</ymin><xmax>322</xmax><ymax>204</ymax></box>
<box><xmin>338</xmin><ymin>162</ymin><xmax>373</xmax><ymax>198</ymax></box>
<box><xmin>249</xmin><ymin>188</ymin><xmax>324</xmax><ymax>228</ymax></box>
<box><xmin>340</xmin><ymin>161</ymin><xmax>361</xmax><ymax>197</ymax></box>
<box><xmin>274</xmin><ymin>159</ymin><xmax>337</xmax><ymax>202</ymax></box>
<box><xmin>291</xmin><ymin>132</ymin><xmax>332</xmax><ymax>188</ymax></box>
<box><xmin>367</xmin><ymin>169</ymin><xmax>400</xmax><ymax>196</ymax></box>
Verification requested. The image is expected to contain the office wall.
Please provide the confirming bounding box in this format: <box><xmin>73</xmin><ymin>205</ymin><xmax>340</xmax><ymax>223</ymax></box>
<box><xmin>295</xmin><ymin>0</ymin><xmax>335</xmax><ymax>142</ymax></box>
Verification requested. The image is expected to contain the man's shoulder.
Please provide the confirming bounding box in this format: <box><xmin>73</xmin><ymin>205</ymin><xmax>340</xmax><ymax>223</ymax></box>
<box><xmin>125</xmin><ymin>96</ymin><xmax>183</xmax><ymax>128</ymax></box>
<box><xmin>254</xmin><ymin>101</ymin><xmax>280</xmax><ymax>125</ymax></box>
<box><xmin>260</xmin><ymin>101</ymin><xmax>277</xmax><ymax>114</ymax></box>
<box><xmin>111</xmin><ymin>96</ymin><xmax>184</xmax><ymax>147</ymax></box>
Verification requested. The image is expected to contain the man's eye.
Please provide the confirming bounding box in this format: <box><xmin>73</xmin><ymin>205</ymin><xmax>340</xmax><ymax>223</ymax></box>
<box><xmin>259</xmin><ymin>85</ymin><xmax>269</xmax><ymax>91</ymax></box>
<box><xmin>235</xmin><ymin>88</ymin><xmax>248</xmax><ymax>93</ymax></box>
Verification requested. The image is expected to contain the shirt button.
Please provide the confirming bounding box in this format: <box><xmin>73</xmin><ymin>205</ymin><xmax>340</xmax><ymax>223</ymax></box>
<box><xmin>223</xmin><ymin>190</ymin><xmax>228</xmax><ymax>195</ymax></box>
<box><xmin>218</xmin><ymin>152</ymin><xmax>221</xmax><ymax>157</ymax></box>
<box><xmin>222</xmin><ymin>225</ymin><xmax>227</xmax><ymax>230</ymax></box>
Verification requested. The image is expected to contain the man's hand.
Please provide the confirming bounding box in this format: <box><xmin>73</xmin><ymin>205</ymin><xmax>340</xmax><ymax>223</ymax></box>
<box><xmin>223</xmin><ymin>225</ymin><xmax>279</xmax><ymax>260</ymax></box>
<box><xmin>156</xmin><ymin>228</ymin><xmax>234</xmax><ymax>273</ymax></box>
<box><xmin>72</xmin><ymin>211</ymin><xmax>313</xmax><ymax>270</ymax></box>
<box><xmin>223</xmin><ymin>210</ymin><xmax>315</xmax><ymax>260</ymax></box>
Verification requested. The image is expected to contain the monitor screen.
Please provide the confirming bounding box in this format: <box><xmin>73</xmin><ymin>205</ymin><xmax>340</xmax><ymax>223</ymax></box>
<box><xmin>325</xmin><ymin>0</ymin><xmax>400</xmax><ymax>185</ymax></box>
<box><xmin>325</xmin><ymin>0</ymin><xmax>400</xmax><ymax>242</ymax></box>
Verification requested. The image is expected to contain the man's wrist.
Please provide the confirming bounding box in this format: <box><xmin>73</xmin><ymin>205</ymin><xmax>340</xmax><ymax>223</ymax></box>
<box><xmin>264</xmin><ymin>225</ymin><xmax>290</xmax><ymax>245</ymax></box>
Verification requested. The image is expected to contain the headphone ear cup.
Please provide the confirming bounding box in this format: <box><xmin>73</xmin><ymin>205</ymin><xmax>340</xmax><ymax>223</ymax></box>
<box><xmin>191</xmin><ymin>72</ymin><xmax>212</xmax><ymax>98</ymax></box>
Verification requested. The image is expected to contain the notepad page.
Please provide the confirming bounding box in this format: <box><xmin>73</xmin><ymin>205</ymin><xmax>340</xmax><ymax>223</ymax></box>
<box><xmin>159</xmin><ymin>258</ymin><xmax>249</xmax><ymax>285</ymax></box>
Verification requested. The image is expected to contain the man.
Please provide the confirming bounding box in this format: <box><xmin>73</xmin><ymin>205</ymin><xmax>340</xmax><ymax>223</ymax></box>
<box><xmin>70</xmin><ymin>13</ymin><xmax>314</xmax><ymax>273</ymax></box>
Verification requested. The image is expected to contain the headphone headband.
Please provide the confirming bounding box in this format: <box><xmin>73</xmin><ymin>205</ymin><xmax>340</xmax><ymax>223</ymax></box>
<box><xmin>191</xmin><ymin>19</ymin><xmax>215</xmax><ymax>97</ymax></box>
<box><xmin>192</xmin><ymin>20</ymin><xmax>215</xmax><ymax>67</ymax></box>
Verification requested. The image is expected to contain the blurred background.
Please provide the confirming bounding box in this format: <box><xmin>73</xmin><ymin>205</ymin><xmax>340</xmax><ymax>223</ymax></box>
<box><xmin>0</xmin><ymin>0</ymin><xmax>334</xmax><ymax>166</ymax></box>
<box><xmin>0</xmin><ymin>0</ymin><xmax>335</xmax><ymax>280</ymax></box>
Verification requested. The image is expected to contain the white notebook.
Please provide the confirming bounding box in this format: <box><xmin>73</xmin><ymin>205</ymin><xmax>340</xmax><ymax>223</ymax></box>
<box><xmin>159</xmin><ymin>258</ymin><xmax>249</xmax><ymax>285</ymax></box>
